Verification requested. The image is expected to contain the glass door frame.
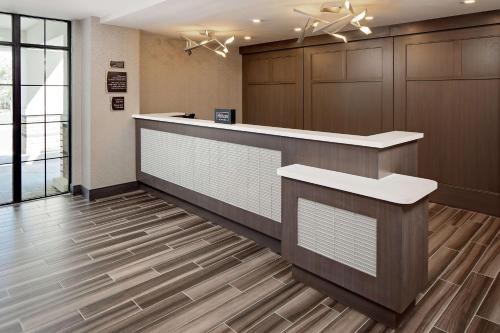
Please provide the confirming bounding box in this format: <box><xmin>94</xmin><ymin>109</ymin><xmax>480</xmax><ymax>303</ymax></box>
<box><xmin>0</xmin><ymin>12</ymin><xmax>72</xmax><ymax>205</ymax></box>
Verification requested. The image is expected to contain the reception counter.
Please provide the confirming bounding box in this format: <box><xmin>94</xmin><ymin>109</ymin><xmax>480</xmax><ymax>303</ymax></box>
<box><xmin>133</xmin><ymin>113</ymin><xmax>437</xmax><ymax>327</ymax></box>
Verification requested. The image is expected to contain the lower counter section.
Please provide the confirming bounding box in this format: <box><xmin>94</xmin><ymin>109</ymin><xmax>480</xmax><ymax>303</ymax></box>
<box><xmin>134</xmin><ymin>116</ymin><xmax>434</xmax><ymax>328</ymax></box>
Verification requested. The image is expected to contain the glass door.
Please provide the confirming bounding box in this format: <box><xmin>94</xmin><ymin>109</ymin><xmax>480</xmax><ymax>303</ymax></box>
<box><xmin>0</xmin><ymin>13</ymin><xmax>13</xmax><ymax>204</ymax></box>
<box><xmin>0</xmin><ymin>13</ymin><xmax>71</xmax><ymax>205</ymax></box>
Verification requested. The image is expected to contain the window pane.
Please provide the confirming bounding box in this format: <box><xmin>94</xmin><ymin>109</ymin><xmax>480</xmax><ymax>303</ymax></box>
<box><xmin>0</xmin><ymin>14</ymin><xmax>12</xmax><ymax>42</ymax></box>
<box><xmin>47</xmin><ymin>157</ymin><xmax>68</xmax><ymax>196</ymax></box>
<box><xmin>46</xmin><ymin>122</ymin><xmax>68</xmax><ymax>159</ymax></box>
<box><xmin>46</xmin><ymin>86</ymin><xmax>68</xmax><ymax>122</ymax></box>
<box><xmin>0</xmin><ymin>124</ymin><xmax>12</xmax><ymax>164</ymax></box>
<box><xmin>0</xmin><ymin>164</ymin><xmax>12</xmax><ymax>204</ymax></box>
<box><xmin>21</xmin><ymin>123</ymin><xmax>45</xmax><ymax>161</ymax></box>
<box><xmin>21</xmin><ymin>48</ymin><xmax>45</xmax><ymax>85</ymax></box>
<box><xmin>21</xmin><ymin>17</ymin><xmax>44</xmax><ymax>45</ymax></box>
<box><xmin>46</xmin><ymin>50</ymin><xmax>68</xmax><ymax>85</ymax></box>
<box><xmin>0</xmin><ymin>86</ymin><xmax>12</xmax><ymax>124</ymax></box>
<box><xmin>46</xmin><ymin>20</ymin><xmax>68</xmax><ymax>47</ymax></box>
<box><xmin>21</xmin><ymin>85</ymin><xmax>44</xmax><ymax>123</ymax></box>
<box><xmin>22</xmin><ymin>160</ymin><xmax>45</xmax><ymax>200</ymax></box>
<box><xmin>0</xmin><ymin>46</ymin><xmax>12</xmax><ymax>84</ymax></box>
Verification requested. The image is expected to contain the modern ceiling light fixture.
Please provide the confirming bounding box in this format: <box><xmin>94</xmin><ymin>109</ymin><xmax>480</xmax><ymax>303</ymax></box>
<box><xmin>182</xmin><ymin>29</ymin><xmax>235</xmax><ymax>58</ymax></box>
<box><xmin>252</xmin><ymin>18</ymin><xmax>262</xmax><ymax>23</ymax></box>
<box><xmin>294</xmin><ymin>0</ymin><xmax>372</xmax><ymax>44</ymax></box>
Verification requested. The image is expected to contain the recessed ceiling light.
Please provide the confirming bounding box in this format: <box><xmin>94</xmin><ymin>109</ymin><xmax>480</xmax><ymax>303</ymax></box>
<box><xmin>252</xmin><ymin>18</ymin><xmax>262</xmax><ymax>23</ymax></box>
<box><xmin>365</xmin><ymin>16</ymin><xmax>374</xmax><ymax>20</ymax></box>
<box><xmin>294</xmin><ymin>27</ymin><xmax>302</xmax><ymax>32</ymax></box>
<box><xmin>244</xmin><ymin>36</ymin><xmax>252</xmax><ymax>40</ymax></box>
<box><xmin>312</xmin><ymin>21</ymin><xmax>319</xmax><ymax>27</ymax></box>
<box><xmin>461</xmin><ymin>0</ymin><xmax>475</xmax><ymax>3</ymax></box>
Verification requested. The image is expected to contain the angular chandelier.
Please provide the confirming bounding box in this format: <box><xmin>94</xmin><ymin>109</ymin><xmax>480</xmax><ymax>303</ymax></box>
<box><xmin>294</xmin><ymin>0</ymin><xmax>372</xmax><ymax>43</ymax></box>
<box><xmin>182</xmin><ymin>30</ymin><xmax>235</xmax><ymax>58</ymax></box>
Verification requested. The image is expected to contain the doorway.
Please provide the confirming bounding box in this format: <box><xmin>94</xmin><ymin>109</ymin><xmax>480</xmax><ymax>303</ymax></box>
<box><xmin>0</xmin><ymin>12</ymin><xmax>71</xmax><ymax>205</ymax></box>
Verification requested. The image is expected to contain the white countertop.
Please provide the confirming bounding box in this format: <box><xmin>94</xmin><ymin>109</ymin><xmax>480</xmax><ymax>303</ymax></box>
<box><xmin>133</xmin><ymin>113</ymin><xmax>423</xmax><ymax>149</ymax></box>
<box><xmin>277</xmin><ymin>164</ymin><xmax>437</xmax><ymax>205</ymax></box>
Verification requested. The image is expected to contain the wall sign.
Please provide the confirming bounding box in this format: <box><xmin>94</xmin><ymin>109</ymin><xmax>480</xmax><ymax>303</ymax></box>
<box><xmin>214</xmin><ymin>109</ymin><xmax>236</xmax><ymax>124</ymax></box>
<box><xmin>106</xmin><ymin>71</ymin><xmax>127</xmax><ymax>93</ymax></box>
<box><xmin>111</xmin><ymin>96</ymin><xmax>125</xmax><ymax>111</ymax></box>
<box><xmin>110</xmin><ymin>60</ymin><xmax>125</xmax><ymax>69</ymax></box>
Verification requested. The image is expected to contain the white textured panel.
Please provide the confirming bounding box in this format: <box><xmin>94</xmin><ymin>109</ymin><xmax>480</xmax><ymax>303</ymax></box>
<box><xmin>297</xmin><ymin>198</ymin><xmax>377</xmax><ymax>277</ymax></box>
<box><xmin>140</xmin><ymin>128</ymin><xmax>282</xmax><ymax>223</ymax></box>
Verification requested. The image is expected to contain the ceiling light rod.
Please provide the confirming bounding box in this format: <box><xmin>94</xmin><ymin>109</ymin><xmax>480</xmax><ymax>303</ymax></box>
<box><xmin>293</xmin><ymin>0</ymin><xmax>372</xmax><ymax>44</ymax></box>
<box><xmin>182</xmin><ymin>30</ymin><xmax>235</xmax><ymax>58</ymax></box>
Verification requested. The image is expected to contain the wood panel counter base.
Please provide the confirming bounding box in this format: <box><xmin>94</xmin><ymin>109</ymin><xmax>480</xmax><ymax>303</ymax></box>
<box><xmin>292</xmin><ymin>266</ymin><xmax>415</xmax><ymax>328</ymax></box>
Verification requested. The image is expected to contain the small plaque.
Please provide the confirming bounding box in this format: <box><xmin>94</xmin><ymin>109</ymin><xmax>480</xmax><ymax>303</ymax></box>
<box><xmin>107</xmin><ymin>71</ymin><xmax>127</xmax><ymax>93</ymax></box>
<box><xmin>110</xmin><ymin>60</ymin><xmax>125</xmax><ymax>69</ymax></box>
<box><xmin>111</xmin><ymin>96</ymin><xmax>125</xmax><ymax>111</ymax></box>
<box><xmin>214</xmin><ymin>109</ymin><xmax>236</xmax><ymax>124</ymax></box>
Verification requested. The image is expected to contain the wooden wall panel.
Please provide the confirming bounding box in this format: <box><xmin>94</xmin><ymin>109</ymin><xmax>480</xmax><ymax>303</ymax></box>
<box><xmin>304</xmin><ymin>38</ymin><xmax>394</xmax><ymax>135</ymax></box>
<box><xmin>406</xmin><ymin>41</ymin><xmax>460</xmax><ymax>79</ymax></box>
<box><xmin>395</xmin><ymin>25</ymin><xmax>500</xmax><ymax>216</ymax></box>
<box><xmin>310</xmin><ymin>82</ymin><xmax>383</xmax><ymax>134</ymax></box>
<box><xmin>243</xmin><ymin>49</ymin><xmax>303</xmax><ymax>129</ymax></box>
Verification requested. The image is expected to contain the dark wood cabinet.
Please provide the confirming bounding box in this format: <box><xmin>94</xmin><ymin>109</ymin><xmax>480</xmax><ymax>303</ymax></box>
<box><xmin>241</xmin><ymin>19</ymin><xmax>500</xmax><ymax>216</ymax></box>
<box><xmin>303</xmin><ymin>38</ymin><xmax>393</xmax><ymax>135</ymax></box>
<box><xmin>394</xmin><ymin>25</ymin><xmax>500</xmax><ymax>216</ymax></box>
<box><xmin>242</xmin><ymin>49</ymin><xmax>303</xmax><ymax>129</ymax></box>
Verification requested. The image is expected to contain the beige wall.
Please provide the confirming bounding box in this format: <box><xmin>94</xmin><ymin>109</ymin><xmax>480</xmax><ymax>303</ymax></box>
<box><xmin>77</xmin><ymin>17</ymin><xmax>140</xmax><ymax>190</ymax></box>
<box><xmin>140</xmin><ymin>32</ymin><xmax>242</xmax><ymax>121</ymax></box>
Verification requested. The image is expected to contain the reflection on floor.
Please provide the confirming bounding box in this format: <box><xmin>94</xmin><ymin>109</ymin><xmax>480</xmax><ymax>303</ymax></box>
<box><xmin>0</xmin><ymin>190</ymin><xmax>498</xmax><ymax>332</ymax></box>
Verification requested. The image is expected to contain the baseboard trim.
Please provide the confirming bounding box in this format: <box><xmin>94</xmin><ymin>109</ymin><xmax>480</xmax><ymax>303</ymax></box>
<box><xmin>81</xmin><ymin>181</ymin><xmax>139</xmax><ymax>201</ymax></box>
<box><xmin>431</xmin><ymin>183</ymin><xmax>499</xmax><ymax>217</ymax></box>
<box><xmin>292</xmin><ymin>266</ymin><xmax>414</xmax><ymax>329</ymax></box>
<box><xmin>71</xmin><ymin>184</ymin><xmax>82</xmax><ymax>196</ymax></box>
<box><xmin>140</xmin><ymin>183</ymin><xmax>281</xmax><ymax>254</ymax></box>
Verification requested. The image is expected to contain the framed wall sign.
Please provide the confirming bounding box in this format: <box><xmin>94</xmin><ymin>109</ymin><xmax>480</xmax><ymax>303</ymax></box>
<box><xmin>111</xmin><ymin>96</ymin><xmax>125</xmax><ymax>111</ymax></box>
<box><xmin>110</xmin><ymin>60</ymin><xmax>125</xmax><ymax>69</ymax></box>
<box><xmin>106</xmin><ymin>71</ymin><xmax>127</xmax><ymax>93</ymax></box>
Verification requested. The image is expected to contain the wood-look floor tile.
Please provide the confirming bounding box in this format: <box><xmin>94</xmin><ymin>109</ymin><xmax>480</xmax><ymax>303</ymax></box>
<box><xmin>208</xmin><ymin>323</ymin><xmax>235</xmax><ymax>333</ymax></box>
<box><xmin>226</xmin><ymin>281</ymin><xmax>305</xmax><ymax>332</ymax></box>
<box><xmin>428</xmin><ymin>207</ymin><xmax>459</xmax><ymax>232</ymax></box>
<box><xmin>320</xmin><ymin>308</ymin><xmax>368</xmax><ymax>333</ymax></box>
<box><xmin>428</xmin><ymin>203</ymin><xmax>445</xmax><ymax>218</ymax></box>
<box><xmin>283</xmin><ymin>304</ymin><xmax>340</xmax><ymax>333</ymax></box>
<box><xmin>246</xmin><ymin>313</ymin><xmax>291</xmax><ymax>333</ymax></box>
<box><xmin>427</xmin><ymin>247</ymin><xmax>459</xmax><ymax>287</ymax></box>
<box><xmin>276</xmin><ymin>287</ymin><xmax>326</xmax><ymax>322</ymax></box>
<box><xmin>59</xmin><ymin>300</ymin><xmax>140</xmax><ymax>333</ymax></box>
<box><xmin>468</xmin><ymin>212</ymin><xmax>491</xmax><ymax>224</ymax></box>
<box><xmin>184</xmin><ymin>250</ymin><xmax>278</xmax><ymax>300</ymax></box>
<box><xmin>356</xmin><ymin>318</ymin><xmax>393</xmax><ymax>333</ymax></box>
<box><xmin>273</xmin><ymin>266</ymin><xmax>293</xmax><ymax>284</ymax></box>
<box><xmin>31</xmin><ymin>312</ymin><xmax>84</xmax><ymax>333</ymax></box>
<box><xmin>19</xmin><ymin>270</ymin><xmax>156</xmax><ymax>330</ymax></box>
<box><xmin>101</xmin><ymin>292</ymin><xmax>192</xmax><ymax>333</ymax></box>
<box><xmin>435</xmin><ymin>272</ymin><xmax>493</xmax><ymax>333</ymax></box>
<box><xmin>322</xmin><ymin>297</ymin><xmax>348</xmax><ymax>313</ymax></box>
<box><xmin>195</xmin><ymin>240</ymin><xmax>254</xmax><ymax>267</ymax></box>
<box><xmin>465</xmin><ymin>316</ymin><xmax>500</xmax><ymax>333</ymax></box>
<box><xmin>231</xmin><ymin>258</ymin><xmax>289</xmax><ymax>291</ymax></box>
<box><xmin>471</xmin><ymin>217</ymin><xmax>500</xmax><ymax>246</ymax></box>
<box><xmin>0</xmin><ymin>321</ymin><xmax>22</xmax><ymax>333</ymax></box>
<box><xmin>441</xmin><ymin>242</ymin><xmax>486</xmax><ymax>285</ymax></box>
<box><xmin>429</xmin><ymin>327</ymin><xmax>446</xmax><ymax>333</ymax></box>
<box><xmin>398</xmin><ymin>279</ymin><xmax>458</xmax><ymax>333</ymax></box>
<box><xmin>233</xmin><ymin>244</ymin><xmax>266</xmax><ymax>261</ymax></box>
<box><xmin>168</xmin><ymin>278</ymin><xmax>283</xmax><ymax>333</ymax></box>
<box><xmin>135</xmin><ymin>257</ymin><xmax>240</xmax><ymax>309</ymax></box>
<box><xmin>477</xmin><ymin>273</ymin><xmax>500</xmax><ymax>324</ymax></box>
<box><xmin>445</xmin><ymin>219</ymin><xmax>482</xmax><ymax>250</ymax></box>
<box><xmin>473</xmin><ymin>236</ymin><xmax>500</xmax><ymax>278</ymax></box>
<box><xmin>428</xmin><ymin>224</ymin><xmax>458</xmax><ymax>257</ymax></box>
<box><xmin>80</xmin><ymin>261</ymin><xmax>199</xmax><ymax>317</ymax></box>
<box><xmin>153</xmin><ymin>236</ymin><xmax>241</xmax><ymax>273</ymax></box>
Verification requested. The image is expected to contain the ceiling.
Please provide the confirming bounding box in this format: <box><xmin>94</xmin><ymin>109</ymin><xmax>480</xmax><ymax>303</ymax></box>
<box><xmin>1</xmin><ymin>0</ymin><xmax>499</xmax><ymax>45</ymax></box>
